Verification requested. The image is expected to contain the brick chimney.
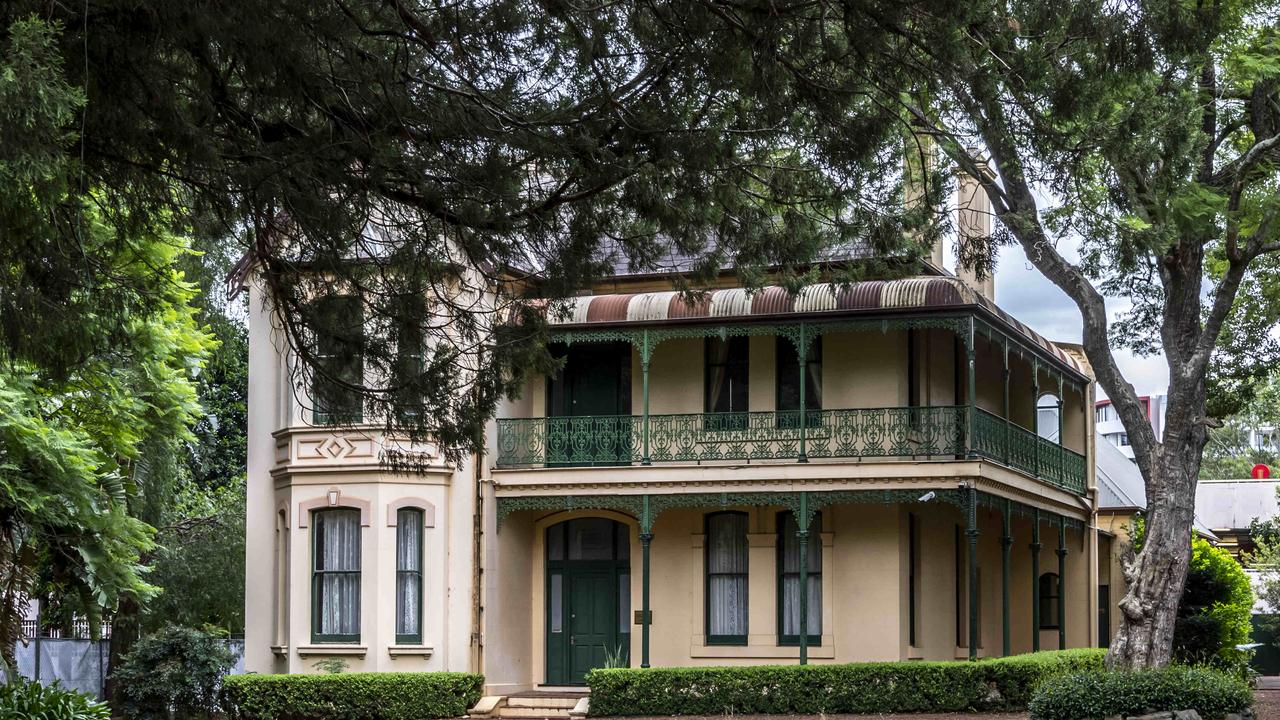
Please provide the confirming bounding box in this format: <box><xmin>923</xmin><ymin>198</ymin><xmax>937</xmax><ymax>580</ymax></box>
<box><xmin>955</xmin><ymin>161</ymin><xmax>995</xmax><ymax>302</ymax></box>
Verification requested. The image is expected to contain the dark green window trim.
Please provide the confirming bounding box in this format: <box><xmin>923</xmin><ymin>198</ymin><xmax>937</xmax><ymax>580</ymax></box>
<box><xmin>1039</xmin><ymin>572</ymin><xmax>1060</xmax><ymax>630</ymax></box>
<box><xmin>777</xmin><ymin>510</ymin><xmax>822</xmax><ymax>646</ymax></box>
<box><xmin>310</xmin><ymin>295</ymin><xmax>364</xmax><ymax>425</ymax></box>
<box><xmin>395</xmin><ymin>508</ymin><xmax>424</xmax><ymax>645</ymax></box>
<box><xmin>705</xmin><ymin>511</ymin><xmax>748</xmax><ymax>646</ymax></box>
<box><xmin>775</xmin><ymin>336</ymin><xmax>822</xmax><ymax>429</ymax></box>
<box><xmin>311</xmin><ymin>508</ymin><xmax>361</xmax><ymax>644</ymax></box>
<box><xmin>705</xmin><ymin>336</ymin><xmax>749</xmax><ymax>430</ymax></box>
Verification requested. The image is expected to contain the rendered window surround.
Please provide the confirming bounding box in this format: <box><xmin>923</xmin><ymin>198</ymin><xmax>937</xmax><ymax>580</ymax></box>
<box><xmin>1038</xmin><ymin>572</ymin><xmax>1061</xmax><ymax>630</ymax></box>
<box><xmin>311</xmin><ymin>507</ymin><xmax>363</xmax><ymax>644</ymax></box>
<box><xmin>776</xmin><ymin>510</ymin><xmax>822</xmax><ymax>646</ymax></box>
<box><xmin>704</xmin><ymin>511</ymin><xmax>749</xmax><ymax>646</ymax></box>
<box><xmin>394</xmin><ymin>508</ymin><xmax>424</xmax><ymax>645</ymax></box>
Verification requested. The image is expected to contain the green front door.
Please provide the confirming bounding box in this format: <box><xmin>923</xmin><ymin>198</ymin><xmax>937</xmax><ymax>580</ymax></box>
<box><xmin>546</xmin><ymin>518</ymin><xmax>631</xmax><ymax>685</ymax></box>
<box><xmin>568</xmin><ymin>572</ymin><xmax>613</xmax><ymax>681</ymax></box>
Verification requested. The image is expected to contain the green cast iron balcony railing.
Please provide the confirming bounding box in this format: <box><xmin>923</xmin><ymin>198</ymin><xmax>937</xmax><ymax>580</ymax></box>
<box><xmin>497</xmin><ymin>407</ymin><xmax>966</xmax><ymax>468</ymax></box>
<box><xmin>495</xmin><ymin>405</ymin><xmax>1087</xmax><ymax>495</ymax></box>
<box><xmin>971</xmin><ymin>408</ymin><xmax>1087</xmax><ymax>494</ymax></box>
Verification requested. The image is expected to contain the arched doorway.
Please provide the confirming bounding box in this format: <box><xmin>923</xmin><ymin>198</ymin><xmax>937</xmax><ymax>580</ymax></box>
<box><xmin>545</xmin><ymin>518</ymin><xmax>630</xmax><ymax>684</ymax></box>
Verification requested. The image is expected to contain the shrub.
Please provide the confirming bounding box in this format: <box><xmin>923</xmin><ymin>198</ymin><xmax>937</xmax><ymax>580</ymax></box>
<box><xmin>0</xmin><ymin>679</ymin><xmax>110</xmax><ymax>720</ymax></box>
<box><xmin>223</xmin><ymin>672</ymin><xmax>484</xmax><ymax>720</ymax></box>
<box><xmin>114</xmin><ymin>624</ymin><xmax>239</xmax><ymax>720</ymax></box>
<box><xmin>1174</xmin><ymin>537</ymin><xmax>1255</xmax><ymax>667</ymax></box>
<box><xmin>1028</xmin><ymin>667</ymin><xmax>1253</xmax><ymax>720</ymax></box>
<box><xmin>586</xmin><ymin>648</ymin><xmax>1104</xmax><ymax>716</ymax></box>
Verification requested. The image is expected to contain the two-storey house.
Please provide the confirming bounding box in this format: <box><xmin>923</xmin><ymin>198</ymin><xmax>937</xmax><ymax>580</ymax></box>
<box><xmin>240</xmin><ymin>188</ymin><xmax>1100</xmax><ymax>694</ymax></box>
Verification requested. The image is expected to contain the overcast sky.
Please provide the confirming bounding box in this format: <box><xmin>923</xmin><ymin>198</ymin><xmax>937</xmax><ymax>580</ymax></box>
<box><xmin>944</xmin><ymin>233</ymin><xmax>1170</xmax><ymax>401</ymax></box>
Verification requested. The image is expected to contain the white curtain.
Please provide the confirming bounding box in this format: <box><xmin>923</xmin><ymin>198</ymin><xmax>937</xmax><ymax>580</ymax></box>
<box><xmin>316</xmin><ymin>509</ymin><xmax>361</xmax><ymax>637</ymax></box>
<box><xmin>707</xmin><ymin>513</ymin><xmax>748</xmax><ymax>637</ymax></box>
<box><xmin>781</xmin><ymin>513</ymin><xmax>821</xmax><ymax>637</ymax></box>
<box><xmin>396</xmin><ymin>509</ymin><xmax>422</xmax><ymax>637</ymax></box>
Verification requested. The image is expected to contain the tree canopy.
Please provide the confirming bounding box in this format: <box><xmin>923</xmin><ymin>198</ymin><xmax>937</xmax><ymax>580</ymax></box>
<box><xmin>5</xmin><ymin>0</ymin><xmax>1280</xmax><ymax>670</ymax></box>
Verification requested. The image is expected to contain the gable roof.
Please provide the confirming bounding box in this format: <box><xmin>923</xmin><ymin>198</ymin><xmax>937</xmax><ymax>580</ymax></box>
<box><xmin>1097</xmin><ymin>435</ymin><xmax>1217</xmax><ymax>539</ymax></box>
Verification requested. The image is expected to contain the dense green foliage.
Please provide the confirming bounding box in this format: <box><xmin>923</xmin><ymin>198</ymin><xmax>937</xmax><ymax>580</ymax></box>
<box><xmin>0</xmin><ymin>680</ymin><xmax>111</xmax><ymax>720</ymax></box>
<box><xmin>113</xmin><ymin>625</ymin><xmax>238</xmax><ymax>720</ymax></box>
<box><xmin>1028</xmin><ymin>667</ymin><xmax>1253</xmax><ymax>720</ymax></box>
<box><xmin>1173</xmin><ymin>537</ymin><xmax>1255</xmax><ymax>667</ymax></box>
<box><xmin>0</xmin><ymin>17</ymin><xmax>214</xmax><ymax>658</ymax></box>
<box><xmin>0</xmin><ymin>2</ymin><xmax>928</xmax><ymax>464</ymax></box>
<box><xmin>1201</xmin><ymin>373</ymin><xmax>1280</xmax><ymax>479</ymax></box>
<box><xmin>222</xmin><ymin>672</ymin><xmax>484</xmax><ymax>720</ymax></box>
<box><xmin>586</xmin><ymin>649</ymin><xmax>1104</xmax><ymax>716</ymax></box>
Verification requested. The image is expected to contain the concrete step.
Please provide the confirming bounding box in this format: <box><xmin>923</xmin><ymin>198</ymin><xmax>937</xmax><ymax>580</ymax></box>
<box><xmin>506</xmin><ymin>697</ymin><xmax>579</xmax><ymax>709</ymax></box>
<box><xmin>496</xmin><ymin>709</ymin><xmax>571</xmax><ymax>720</ymax></box>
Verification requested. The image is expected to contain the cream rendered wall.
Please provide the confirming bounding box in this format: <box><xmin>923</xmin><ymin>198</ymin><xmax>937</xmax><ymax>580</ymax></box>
<box><xmin>924</xmin><ymin>329</ymin><xmax>960</xmax><ymax>407</ymax></box>
<box><xmin>639</xmin><ymin>338</ymin><xmax>704</xmax><ymax>415</ymax></box>
<box><xmin>275</xmin><ymin>474</ymin><xmax>456</xmax><ymax>673</ymax></box>
<box><xmin>245</xmin><ymin>281</ymin><xmax>287</xmax><ymax>674</ymax></box>
<box><xmin>482</xmin><ymin>504</ymin><xmax>535</xmax><ymax>694</ymax></box>
<box><xmin>830</xmin><ymin>504</ymin><xmax>902</xmax><ymax>661</ymax></box>
<box><xmin>823</xmin><ymin>331</ymin><xmax>905</xmax><ymax>409</ymax></box>
<box><xmin>748</xmin><ymin>336</ymin><xmax>775</xmax><ymax>412</ymax></box>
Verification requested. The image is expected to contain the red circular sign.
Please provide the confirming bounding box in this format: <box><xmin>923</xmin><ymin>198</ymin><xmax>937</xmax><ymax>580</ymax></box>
<box><xmin>1252</xmin><ymin>463</ymin><xmax>1271</xmax><ymax>479</ymax></box>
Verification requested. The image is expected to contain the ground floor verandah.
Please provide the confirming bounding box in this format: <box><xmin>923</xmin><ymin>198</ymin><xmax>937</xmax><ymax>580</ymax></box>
<box><xmin>481</xmin><ymin>481</ymin><xmax>1096</xmax><ymax>693</ymax></box>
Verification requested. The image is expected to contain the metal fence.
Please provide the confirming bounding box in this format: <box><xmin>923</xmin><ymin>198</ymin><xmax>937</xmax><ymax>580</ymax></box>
<box><xmin>3</xmin><ymin>638</ymin><xmax>245</xmax><ymax>699</ymax></box>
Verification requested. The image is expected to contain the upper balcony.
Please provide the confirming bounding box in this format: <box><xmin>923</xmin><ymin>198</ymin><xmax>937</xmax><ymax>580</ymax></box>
<box><xmin>495</xmin><ymin>278</ymin><xmax>1092</xmax><ymax>496</ymax></box>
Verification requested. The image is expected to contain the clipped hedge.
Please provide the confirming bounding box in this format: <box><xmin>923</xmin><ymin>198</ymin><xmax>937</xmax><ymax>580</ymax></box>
<box><xmin>223</xmin><ymin>672</ymin><xmax>484</xmax><ymax>720</ymax></box>
<box><xmin>1028</xmin><ymin>667</ymin><xmax>1253</xmax><ymax>720</ymax></box>
<box><xmin>586</xmin><ymin>648</ymin><xmax>1104</xmax><ymax>716</ymax></box>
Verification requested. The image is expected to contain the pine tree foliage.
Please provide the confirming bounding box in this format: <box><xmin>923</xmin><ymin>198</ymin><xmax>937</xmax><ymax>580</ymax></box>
<box><xmin>0</xmin><ymin>19</ymin><xmax>214</xmax><ymax>662</ymax></box>
<box><xmin>0</xmin><ymin>2</ymin><xmax>930</xmax><ymax>461</ymax></box>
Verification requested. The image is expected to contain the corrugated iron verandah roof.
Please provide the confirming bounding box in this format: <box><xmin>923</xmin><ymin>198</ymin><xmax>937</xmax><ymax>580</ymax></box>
<box><xmin>544</xmin><ymin>276</ymin><xmax>1085</xmax><ymax>379</ymax></box>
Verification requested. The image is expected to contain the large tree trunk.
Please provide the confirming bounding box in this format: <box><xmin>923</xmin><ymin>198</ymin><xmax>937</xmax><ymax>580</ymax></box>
<box><xmin>1106</xmin><ymin>406</ymin><xmax>1207</xmax><ymax>668</ymax></box>
<box><xmin>104</xmin><ymin>596</ymin><xmax>140</xmax><ymax>710</ymax></box>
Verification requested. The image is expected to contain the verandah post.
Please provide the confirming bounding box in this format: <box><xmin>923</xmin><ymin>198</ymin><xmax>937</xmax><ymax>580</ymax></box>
<box><xmin>1031</xmin><ymin>359</ymin><xmax>1041</xmax><ymax>477</ymax></box>
<box><xmin>1031</xmin><ymin>508</ymin><xmax>1042</xmax><ymax>651</ymax></box>
<box><xmin>1056</xmin><ymin>375</ymin><xmax>1065</xmax><ymax>483</ymax></box>
<box><xmin>1057</xmin><ymin>516</ymin><xmax>1068</xmax><ymax>650</ymax></box>
<box><xmin>966</xmin><ymin>484</ymin><xmax>979</xmax><ymax>661</ymax></box>
<box><xmin>640</xmin><ymin>494</ymin><xmax>653</xmax><ymax>667</ymax></box>
<box><xmin>798</xmin><ymin>324</ymin><xmax>808</xmax><ymax>463</ymax></box>
<box><xmin>966</xmin><ymin>318</ymin><xmax>977</xmax><ymax>458</ymax></box>
<box><xmin>1001</xmin><ymin>499</ymin><xmax>1012</xmax><ymax>656</ymax></box>
<box><xmin>1002</xmin><ymin>337</ymin><xmax>1011</xmax><ymax>464</ymax></box>
<box><xmin>797</xmin><ymin>491</ymin><xmax>810</xmax><ymax>665</ymax></box>
<box><xmin>641</xmin><ymin>329</ymin><xmax>651</xmax><ymax>465</ymax></box>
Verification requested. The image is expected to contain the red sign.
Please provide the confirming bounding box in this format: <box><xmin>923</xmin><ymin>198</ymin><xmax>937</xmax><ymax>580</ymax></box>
<box><xmin>1252</xmin><ymin>463</ymin><xmax>1271</xmax><ymax>479</ymax></box>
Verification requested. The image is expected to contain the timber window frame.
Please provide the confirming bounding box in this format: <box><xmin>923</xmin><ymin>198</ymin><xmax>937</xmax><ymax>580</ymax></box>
<box><xmin>777</xmin><ymin>510</ymin><xmax>822</xmax><ymax>646</ymax></box>
<box><xmin>310</xmin><ymin>295</ymin><xmax>364</xmax><ymax>425</ymax></box>
<box><xmin>395</xmin><ymin>508</ymin><xmax>424</xmax><ymax>645</ymax></box>
<box><xmin>311</xmin><ymin>508</ymin><xmax>362</xmax><ymax>644</ymax></box>
<box><xmin>775</xmin><ymin>336</ymin><xmax>822</xmax><ymax>428</ymax></box>
<box><xmin>704</xmin><ymin>336</ymin><xmax>750</xmax><ymax>429</ymax></box>
<box><xmin>1038</xmin><ymin>572</ymin><xmax>1061</xmax><ymax>630</ymax></box>
<box><xmin>704</xmin><ymin>511</ymin><xmax>749</xmax><ymax>645</ymax></box>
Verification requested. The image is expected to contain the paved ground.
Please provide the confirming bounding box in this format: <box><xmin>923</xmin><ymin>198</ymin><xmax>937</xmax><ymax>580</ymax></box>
<box><xmin>1256</xmin><ymin>689</ymin><xmax>1279</xmax><ymax>718</ymax></box>
<box><xmin>624</xmin><ymin>689</ymin><xmax>1280</xmax><ymax>719</ymax></box>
